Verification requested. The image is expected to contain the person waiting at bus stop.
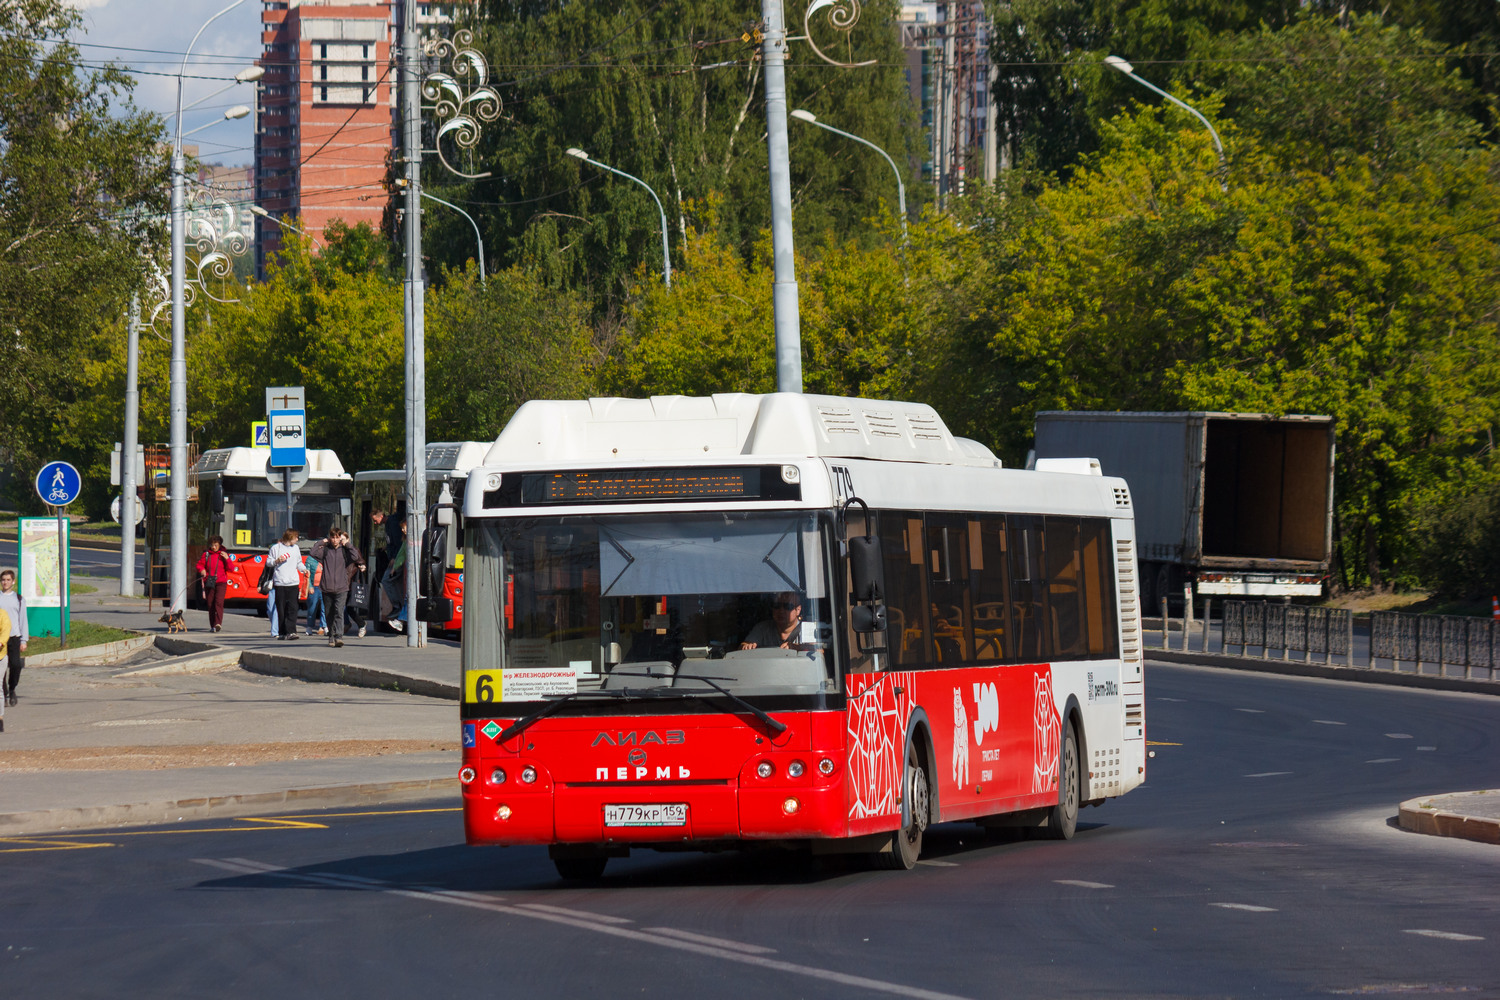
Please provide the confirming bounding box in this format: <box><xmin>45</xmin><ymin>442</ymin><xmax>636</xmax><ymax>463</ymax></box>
<box><xmin>196</xmin><ymin>536</ymin><xmax>234</xmax><ymax>633</ymax></box>
<box><xmin>268</xmin><ymin>529</ymin><xmax>307</xmax><ymax>640</ymax></box>
<box><xmin>309</xmin><ymin>527</ymin><xmax>365</xmax><ymax>649</ymax></box>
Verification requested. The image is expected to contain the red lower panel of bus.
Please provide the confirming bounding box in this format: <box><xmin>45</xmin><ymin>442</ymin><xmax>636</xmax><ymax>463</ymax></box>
<box><xmin>441</xmin><ymin>569</ymin><xmax>463</xmax><ymax>631</ymax></box>
<box><xmin>460</xmin><ymin>660</ymin><xmax>1067</xmax><ymax>850</ymax></box>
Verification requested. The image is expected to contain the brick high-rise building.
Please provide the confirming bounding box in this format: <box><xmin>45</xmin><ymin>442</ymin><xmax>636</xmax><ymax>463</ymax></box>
<box><xmin>255</xmin><ymin>0</ymin><xmax>394</xmax><ymax>274</ymax></box>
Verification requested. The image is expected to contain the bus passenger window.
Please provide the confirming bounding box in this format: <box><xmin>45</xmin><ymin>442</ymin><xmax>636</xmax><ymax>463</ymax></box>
<box><xmin>969</xmin><ymin>516</ymin><xmax>1010</xmax><ymax>661</ymax></box>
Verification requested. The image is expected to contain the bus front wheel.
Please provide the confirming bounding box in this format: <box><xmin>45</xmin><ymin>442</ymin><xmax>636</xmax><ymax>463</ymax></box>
<box><xmin>874</xmin><ymin>742</ymin><xmax>929</xmax><ymax>870</ymax></box>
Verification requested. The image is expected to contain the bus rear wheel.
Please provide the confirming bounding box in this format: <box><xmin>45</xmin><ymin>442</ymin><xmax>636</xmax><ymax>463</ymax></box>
<box><xmin>1043</xmin><ymin>723</ymin><xmax>1079</xmax><ymax>840</ymax></box>
<box><xmin>874</xmin><ymin>742</ymin><xmax>929</xmax><ymax>870</ymax></box>
<box><xmin>553</xmin><ymin>855</ymin><xmax>608</xmax><ymax>881</ymax></box>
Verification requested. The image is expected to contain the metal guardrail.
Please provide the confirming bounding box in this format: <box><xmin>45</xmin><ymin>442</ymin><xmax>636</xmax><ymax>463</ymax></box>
<box><xmin>1159</xmin><ymin>600</ymin><xmax>1499</xmax><ymax>682</ymax></box>
<box><xmin>1221</xmin><ymin>601</ymin><xmax>1353</xmax><ymax>665</ymax></box>
<box><xmin>1370</xmin><ymin>611</ymin><xmax>1498</xmax><ymax>680</ymax></box>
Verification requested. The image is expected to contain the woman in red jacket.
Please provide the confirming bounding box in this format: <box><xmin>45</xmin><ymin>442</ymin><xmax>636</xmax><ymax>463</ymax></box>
<box><xmin>196</xmin><ymin>535</ymin><xmax>235</xmax><ymax>633</ymax></box>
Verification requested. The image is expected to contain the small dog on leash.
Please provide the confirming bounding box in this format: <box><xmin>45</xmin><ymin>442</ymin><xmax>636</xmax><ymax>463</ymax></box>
<box><xmin>158</xmin><ymin>609</ymin><xmax>186</xmax><ymax>633</ymax></box>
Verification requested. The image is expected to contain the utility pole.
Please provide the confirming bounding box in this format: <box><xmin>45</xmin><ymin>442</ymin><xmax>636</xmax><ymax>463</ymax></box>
<box><xmin>121</xmin><ymin>293</ymin><xmax>139</xmax><ymax>597</ymax></box>
<box><xmin>761</xmin><ymin>0</ymin><xmax>801</xmax><ymax>394</ymax></box>
<box><xmin>401</xmin><ymin>0</ymin><xmax>427</xmax><ymax>648</ymax></box>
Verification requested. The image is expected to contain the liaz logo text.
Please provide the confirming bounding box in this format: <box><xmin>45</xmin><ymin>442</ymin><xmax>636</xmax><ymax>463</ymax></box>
<box><xmin>591</xmin><ymin>730</ymin><xmax>685</xmax><ymax>747</ymax></box>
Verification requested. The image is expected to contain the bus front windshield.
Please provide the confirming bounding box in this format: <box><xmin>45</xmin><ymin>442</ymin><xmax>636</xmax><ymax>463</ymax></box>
<box><xmin>462</xmin><ymin>511</ymin><xmax>839</xmax><ymax>699</ymax></box>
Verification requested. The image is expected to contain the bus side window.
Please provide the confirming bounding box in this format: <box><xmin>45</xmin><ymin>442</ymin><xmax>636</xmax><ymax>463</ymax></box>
<box><xmin>1045</xmin><ymin>517</ymin><xmax>1085</xmax><ymax>657</ymax></box>
<box><xmin>1008</xmin><ymin>515</ymin><xmax>1047</xmax><ymax>662</ymax></box>
<box><xmin>879</xmin><ymin>512</ymin><xmax>927</xmax><ymax>667</ymax></box>
<box><xmin>970</xmin><ymin>515</ymin><xmax>1010</xmax><ymax>661</ymax></box>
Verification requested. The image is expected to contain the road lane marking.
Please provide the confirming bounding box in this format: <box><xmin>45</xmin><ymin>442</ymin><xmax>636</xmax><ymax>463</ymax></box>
<box><xmin>517</xmin><ymin>903</ymin><xmax>633</xmax><ymax>924</ymax></box>
<box><xmin>1147</xmin><ymin>740</ymin><xmax>1181</xmax><ymax>746</ymax></box>
<box><xmin>1312</xmin><ymin>720</ymin><xmax>1346</xmax><ymax>726</ymax></box>
<box><xmin>0</xmin><ymin>838</ymin><xmax>114</xmax><ymax>854</ymax></box>
<box><xmin>1365</xmin><ymin>758</ymin><xmax>1400</xmax><ymax>764</ymax></box>
<box><xmin>1385</xmin><ymin>733</ymin><xmax>1413</xmax><ymax>739</ymax></box>
<box><xmin>645</xmin><ymin>928</ymin><xmax>777</xmax><ymax>954</ymax></box>
<box><xmin>1417</xmin><ymin>746</ymin><xmax>1436</xmax><ymax>751</ymax></box>
<box><xmin>1157</xmin><ymin>697</ymin><xmax>1185</xmax><ymax>702</ymax></box>
<box><xmin>1244</xmin><ymin>772</ymin><xmax>1293</xmax><ymax>778</ymax></box>
<box><xmin>1054</xmin><ymin>880</ymin><xmax>1113</xmax><ymax>889</ymax></box>
<box><xmin>1235</xmin><ymin>708</ymin><xmax>1265</xmax><ymax>714</ymax></box>
<box><xmin>195</xmin><ymin>859</ymin><xmax>974</xmax><ymax>1000</ymax></box>
<box><xmin>1210</xmin><ymin>903</ymin><xmax>1277</xmax><ymax>912</ymax></box>
<box><xmin>1403</xmin><ymin>929</ymin><xmax>1483</xmax><ymax>941</ymax></box>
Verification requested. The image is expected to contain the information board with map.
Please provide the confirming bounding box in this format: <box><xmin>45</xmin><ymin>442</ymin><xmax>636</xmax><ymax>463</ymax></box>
<box><xmin>19</xmin><ymin>516</ymin><xmax>68</xmax><ymax>636</ymax></box>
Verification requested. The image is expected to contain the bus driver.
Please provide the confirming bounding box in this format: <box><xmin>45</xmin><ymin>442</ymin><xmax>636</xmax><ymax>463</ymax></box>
<box><xmin>739</xmin><ymin>591</ymin><xmax>811</xmax><ymax>651</ymax></box>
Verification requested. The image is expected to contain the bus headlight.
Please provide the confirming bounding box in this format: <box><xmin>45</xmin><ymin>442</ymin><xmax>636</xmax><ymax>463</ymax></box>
<box><xmin>817</xmin><ymin>757</ymin><xmax>836</xmax><ymax>776</ymax></box>
<box><xmin>521</xmin><ymin>766</ymin><xmax>537</xmax><ymax>784</ymax></box>
<box><xmin>489</xmin><ymin>767</ymin><xmax>507</xmax><ymax>785</ymax></box>
<box><xmin>459</xmin><ymin>766</ymin><xmax>476</xmax><ymax>784</ymax></box>
<box><xmin>782</xmin><ymin>797</ymin><xmax>801</xmax><ymax>815</ymax></box>
<box><xmin>756</xmin><ymin>761</ymin><xmax>775</xmax><ymax>779</ymax></box>
<box><xmin>787</xmin><ymin>760</ymin><xmax>806</xmax><ymax>778</ymax></box>
<box><xmin>496</xmin><ymin>804</ymin><xmax>512</xmax><ymax>820</ymax></box>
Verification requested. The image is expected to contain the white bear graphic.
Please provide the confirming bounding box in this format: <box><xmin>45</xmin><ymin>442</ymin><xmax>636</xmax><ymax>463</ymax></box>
<box><xmin>951</xmin><ymin>687</ymin><xmax>969</xmax><ymax>789</ymax></box>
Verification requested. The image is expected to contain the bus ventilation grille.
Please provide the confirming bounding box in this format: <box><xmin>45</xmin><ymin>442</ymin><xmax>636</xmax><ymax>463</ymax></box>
<box><xmin>1113</xmin><ymin>486</ymin><xmax>1131</xmax><ymax>508</ymax></box>
<box><xmin>1116</xmin><ymin>538</ymin><xmax>1141</xmax><ymax>666</ymax></box>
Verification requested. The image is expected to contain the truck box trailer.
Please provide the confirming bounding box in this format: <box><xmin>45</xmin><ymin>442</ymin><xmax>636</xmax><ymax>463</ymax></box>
<box><xmin>1033</xmin><ymin>411</ymin><xmax>1335</xmax><ymax>606</ymax></box>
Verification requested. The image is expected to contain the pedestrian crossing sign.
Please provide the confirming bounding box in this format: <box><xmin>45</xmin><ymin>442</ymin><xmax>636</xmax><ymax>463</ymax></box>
<box><xmin>252</xmin><ymin>421</ymin><xmax>270</xmax><ymax>448</ymax></box>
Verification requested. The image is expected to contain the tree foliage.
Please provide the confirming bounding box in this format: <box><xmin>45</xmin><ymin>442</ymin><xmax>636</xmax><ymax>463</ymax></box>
<box><xmin>417</xmin><ymin>0</ymin><xmax>921</xmax><ymax>308</ymax></box>
<box><xmin>0</xmin><ymin>0</ymin><xmax>167</xmax><ymax>504</ymax></box>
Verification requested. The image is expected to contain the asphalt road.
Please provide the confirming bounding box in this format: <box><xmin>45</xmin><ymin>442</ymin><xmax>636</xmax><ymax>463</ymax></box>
<box><xmin>3</xmin><ymin>662</ymin><xmax>1496</xmax><ymax>998</ymax></box>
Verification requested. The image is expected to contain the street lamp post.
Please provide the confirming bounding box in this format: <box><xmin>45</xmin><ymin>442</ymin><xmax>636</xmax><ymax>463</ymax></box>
<box><xmin>565</xmin><ymin>148</ymin><xmax>671</xmax><ymax>288</ymax></box>
<box><xmin>420</xmin><ymin>192</ymin><xmax>485</xmax><ymax>285</ymax></box>
<box><xmin>789</xmin><ymin>109</ymin><xmax>907</xmax><ymax>241</ymax></box>
<box><xmin>249</xmin><ymin>205</ymin><xmax>324</xmax><ymax>251</ymax></box>
<box><xmin>1104</xmin><ymin>56</ymin><xmax>1227</xmax><ymax>191</ymax></box>
<box><xmin>170</xmin><ymin>0</ymin><xmax>250</xmax><ymax>614</ymax></box>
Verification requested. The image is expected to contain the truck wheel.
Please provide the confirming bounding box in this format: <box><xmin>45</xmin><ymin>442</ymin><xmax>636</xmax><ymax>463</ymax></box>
<box><xmin>874</xmin><ymin>741</ymin><xmax>929</xmax><ymax>870</ymax></box>
<box><xmin>1043</xmin><ymin>723</ymin><xmax>1079</xmax><ymax>840</ymax></box>
<box><xmin>554</xmin><ymin>856</ymin><xmax>608</xmax><ymax>881</ymax></box>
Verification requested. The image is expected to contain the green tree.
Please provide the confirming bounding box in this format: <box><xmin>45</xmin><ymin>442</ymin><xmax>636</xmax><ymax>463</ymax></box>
<box><xmin>426</xmin><ymin>263</ymin><xmax>596</xmax><ymax>441</ymax></box>
<box><xmin>0</xmin><ymin>0</ymin><xmax>168</xmax><ymax>504</ymax></box>
<box><xmin>418</xmin><ymin>0</ymin><xmax>922</xmax><ymax>309</ymax></box>
<box><xmin>190</xmin><ymin>227</ymin><xmax>407</xmax><ymax>475</ymax></box>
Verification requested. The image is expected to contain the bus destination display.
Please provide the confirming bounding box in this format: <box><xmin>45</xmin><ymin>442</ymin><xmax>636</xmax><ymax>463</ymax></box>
<box><xmin>487</xmin><ymin>466</ymin><xmax>802</xmax><ymax>506</ymax></box>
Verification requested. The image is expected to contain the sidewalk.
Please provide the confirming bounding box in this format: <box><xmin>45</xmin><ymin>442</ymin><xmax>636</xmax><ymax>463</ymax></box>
<box><xmin>1</xmin><ymin>584</ymin><xmax>461</xmax><ymax>837</ymax></box>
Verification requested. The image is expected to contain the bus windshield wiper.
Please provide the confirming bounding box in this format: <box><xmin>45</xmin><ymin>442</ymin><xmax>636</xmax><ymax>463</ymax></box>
<box><xmin>495</xmin><ymin>689</ymin><xmax>627</xmax><ymax>744</ymax></box>
<box><xmin>657</xmin><ymin>673</ymin><xmax>788</xmax><ymax>737</ymax></box>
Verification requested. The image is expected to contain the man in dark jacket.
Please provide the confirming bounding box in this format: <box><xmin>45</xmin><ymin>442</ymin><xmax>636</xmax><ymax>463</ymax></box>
<box><xmin>309</xmin><ymin>527</ymin><xmax>366</xmax><ymax>648</ymax></box>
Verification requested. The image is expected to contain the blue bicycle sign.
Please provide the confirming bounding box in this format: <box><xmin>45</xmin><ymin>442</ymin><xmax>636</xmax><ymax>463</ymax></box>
<box><xmin>36</xmin><ymin>461</ymin><xmax>82</xmax><ymax>507</ymax></box>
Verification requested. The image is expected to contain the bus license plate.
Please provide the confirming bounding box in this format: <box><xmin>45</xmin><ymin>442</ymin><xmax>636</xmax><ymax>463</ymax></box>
<box><xmin>604</xmin><ymin>803</ymin><xmax>687</xmax><ymax>827</ymax></box>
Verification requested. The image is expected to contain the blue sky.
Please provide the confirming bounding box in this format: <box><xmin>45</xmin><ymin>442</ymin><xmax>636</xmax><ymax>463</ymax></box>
<box><xmin>70</xmin><ymin>0</ymin><xmax>265</xmax><ymax>166</ymax></box>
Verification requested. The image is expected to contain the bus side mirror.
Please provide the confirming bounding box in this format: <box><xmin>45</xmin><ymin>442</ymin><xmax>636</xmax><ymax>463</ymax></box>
<box><xmin>851</xmin><ymin>604</ymin><xmax>887</xmax><ymax>633</ymax></box>
<box><xmin>211</xmin><ymin>480</ymin><xmax>225</xmax><ymax>515</ymax></box>
<box><xmin>849</xmin><ymin>534</ymin><xmax>884</xmax><ymax>604</ymax></box>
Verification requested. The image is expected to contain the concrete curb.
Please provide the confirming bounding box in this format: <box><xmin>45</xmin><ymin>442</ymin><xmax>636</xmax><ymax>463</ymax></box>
<box><xmin>118</xmin><ymin>648</ymin><xmax>243</xmax><ymax>677</ymax></box>
<box><xmin>1147</xmin><ymin>650</ymin><xmax>1500</xmax><ymax>696</ymax></box>
<box><xmin>1398</xmin><ymin>791</ymin><xmax>1500</xmax><ymax>846</ymax></box>
<box><xmin>239</xmin><ymin>649</ymin><xmax>460</xmax><ymax>701</ymax></box>
<box><xmin>0</xmin><ymin>777</ymin><xmax>457</xmax><ymax>837</ymax></box>
<box><xmin>28</xmin><ymin>633</ymin><xmax>154</xmax><ymax>667</ymax></box>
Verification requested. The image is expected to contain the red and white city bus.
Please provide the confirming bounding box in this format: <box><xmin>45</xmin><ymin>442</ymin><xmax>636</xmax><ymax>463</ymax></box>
<box><xmin>353</xmin><ymin>441</ymin><xmax>489</xmax><ymax>631</ymax></box>
<box><xmin>420</xmin><ymin>394</ymin><xmax>1145</xmax><ymax>878</ymax></box>
<box><xmin>190</xmin><ymin>447</ymin><xmax>353</xmax><ymax>609</ymax></box>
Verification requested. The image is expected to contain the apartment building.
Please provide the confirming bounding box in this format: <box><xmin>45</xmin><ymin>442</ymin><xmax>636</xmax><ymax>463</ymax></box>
<box><xmin>255</xmin><ymin>0</ymin><xmax>394</xmax><ymax>273</ymax></box>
